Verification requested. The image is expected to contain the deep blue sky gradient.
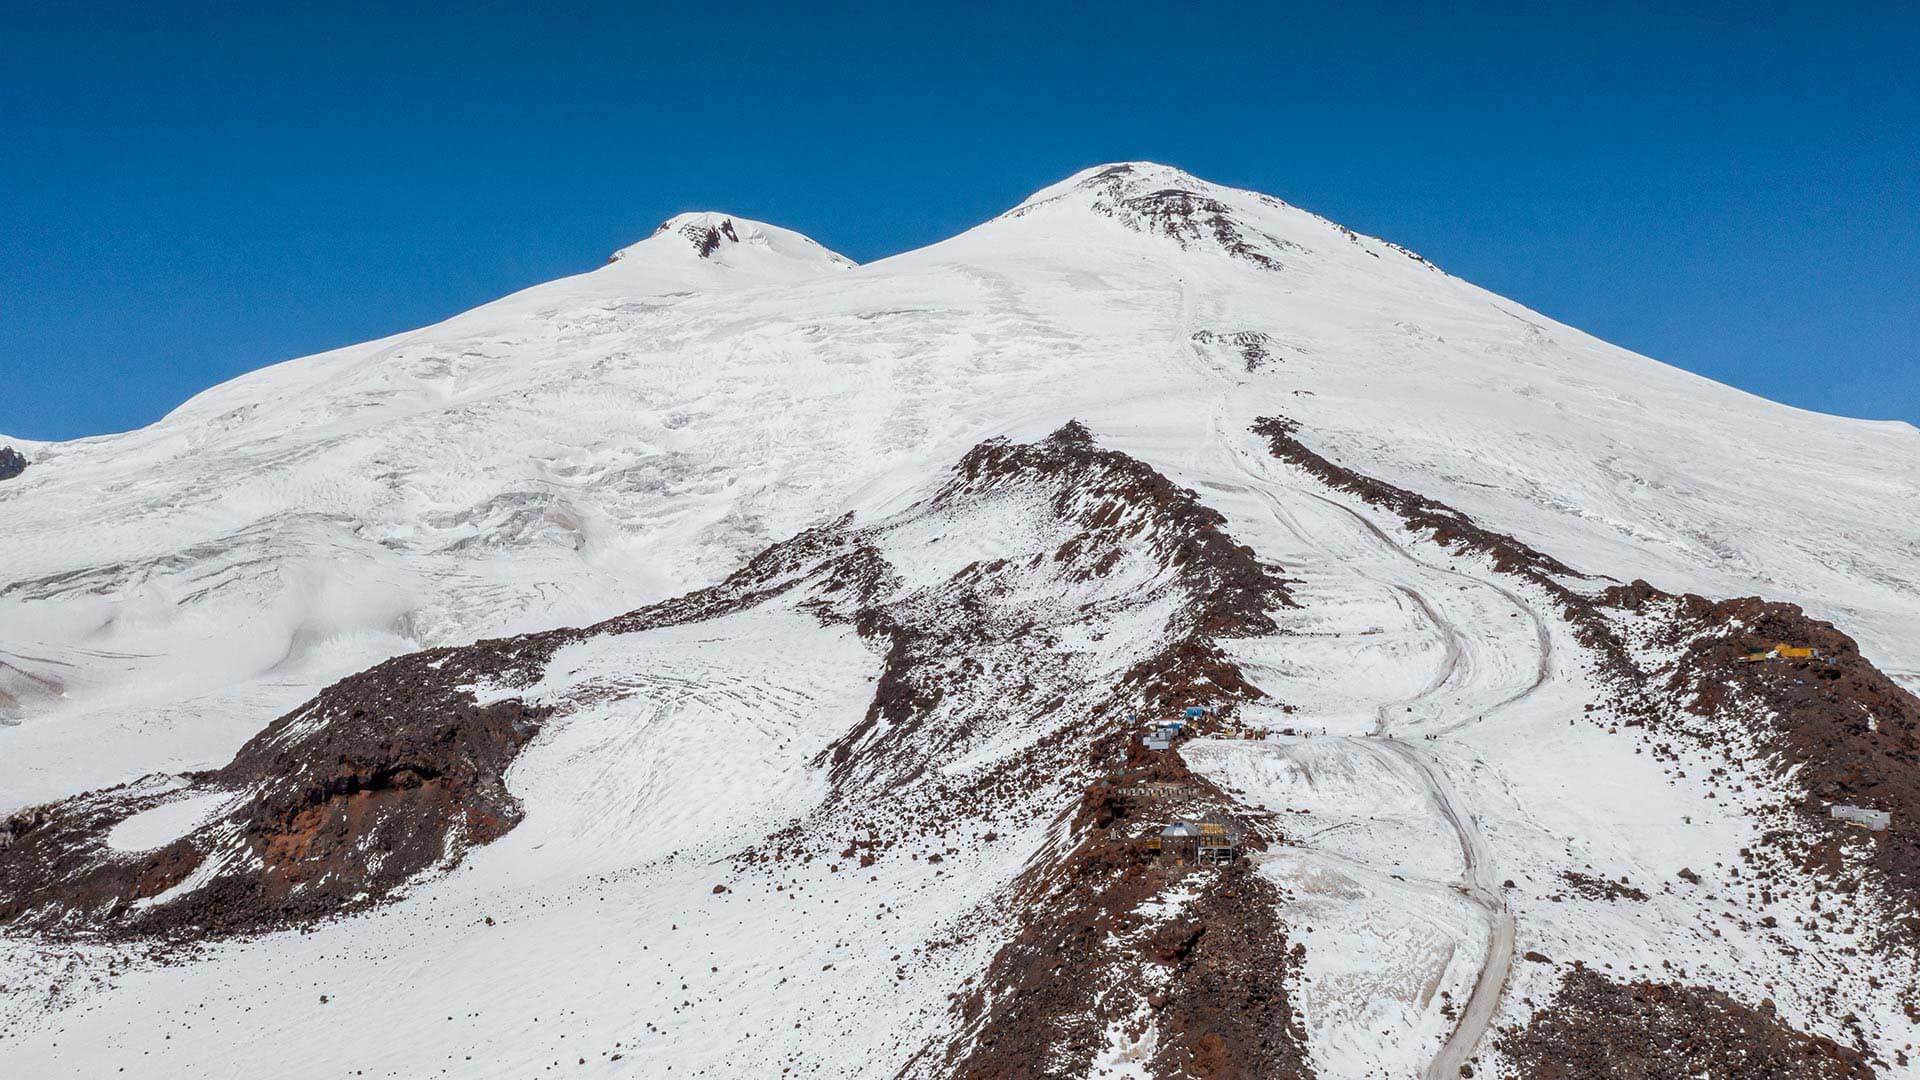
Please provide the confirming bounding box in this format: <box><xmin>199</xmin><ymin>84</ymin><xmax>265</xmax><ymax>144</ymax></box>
<box><xmin>3</xmin><ymin>2</ymin><xmax>1916</xmax><ymax>439</ymax></box>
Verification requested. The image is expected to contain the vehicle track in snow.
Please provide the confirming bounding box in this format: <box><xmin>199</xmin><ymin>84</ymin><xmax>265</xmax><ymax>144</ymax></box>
<box><xmin>1234</xmin><ymin>451</ymin><xmax>1542</xmax><ymax>1077</ymax></box>
<box><xmin>1297</xmin><ymin>484</ymin><xmax>1554</xmax><ymax>731</ymax></box>
<box><xmin>1383</xmin><ymin>583</ymin><xmax>1465</xmax><ymax>719</ymax></box>
<box><xmin>1369</xmin><ymin>736</ymin><xmax>1516</xmax><ymax>1080</ymax></box>
<box><xmin>1221</xmin><ymin>454</ymin><xmax>1526</xmax><ymax>1076</ymax></box>
<box><xmin>1166</xmin><ymin>277</ymin><xmax>1541</xmax><ymax>1076</ymax></box>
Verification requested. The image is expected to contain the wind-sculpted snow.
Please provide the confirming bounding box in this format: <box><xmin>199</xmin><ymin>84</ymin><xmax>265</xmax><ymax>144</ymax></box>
<box><xmin>1</xmin><ymin>423</ymin><xmax>1318</xmax><ymax>1078</ymax></box>
<box><xmin>0</xmin><ymin>494</ymin><xmax>863</xmax><ymax>937</ymax></box>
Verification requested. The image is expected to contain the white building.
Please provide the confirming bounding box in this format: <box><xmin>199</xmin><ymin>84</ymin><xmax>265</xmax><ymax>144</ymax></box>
<box><xmin>1830</xmin><ymin>804</ymin><xmax>1891</xmax><ymax>831</ymax></box>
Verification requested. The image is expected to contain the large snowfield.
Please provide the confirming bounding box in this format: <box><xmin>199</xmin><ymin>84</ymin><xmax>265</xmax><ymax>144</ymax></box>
<box><xmin>2</xmin><ymin>163</ymin><xmax>1916</xmax><ymax>1077</ymax></box>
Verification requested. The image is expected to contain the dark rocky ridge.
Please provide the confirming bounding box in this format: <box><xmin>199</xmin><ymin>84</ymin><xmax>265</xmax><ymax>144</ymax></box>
<box><xmin>1250</xmin><ymin>416</ymin><xmax>1585</xmax><ymax>585</ymax></box>
<box><xmin>0</xmin><ymin>446</ymin><xmax>26</xmax><ymax>481</ymax></box>
<box><xmin>891</xmin><ymin>424</ymin><xmax>1310</xmax><ymax>1078</ymax></box>
<box><xmin>1601</xmin><ymin>584</ymin><xmax>1920</xmax><ymax>938</ymax></box>
<box><xmin>936</xmin><ymin>731</ymin><xmax>1311</xmax><ymax>1080</ymax></box>
<box><xmin>0</xmin><ymin>636</ymin><xmax>552</xmax><ymax>938</ymax></box>
<box><xmin>1501</xmin><ymin>965</ymin><xmax>1877</xmax><ymax>1079</ymax></box>
<box><xmin>778</xmin><ymin>420</ymin><xmax>1294</xmax><ymax>801</ymax></box>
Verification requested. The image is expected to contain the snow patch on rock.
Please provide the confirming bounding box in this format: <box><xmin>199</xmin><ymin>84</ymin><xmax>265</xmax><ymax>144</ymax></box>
<box><xmin>105</xmin><ymin>788</ymin><xmax>234</xmax><ymax>853</ymax></box>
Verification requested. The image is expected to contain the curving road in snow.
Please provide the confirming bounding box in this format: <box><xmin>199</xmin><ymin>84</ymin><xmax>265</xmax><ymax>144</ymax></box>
<box><xmin>1169</xmin><ymin>416</ymin><xmax>1548</xmax><ymax>1078</ymax></box>
<box><xmin>1148</xmin><ymin>276</ymin><xmax>1548</xmax><ymax>1075</ymax></box>
<box><xmin>1371</xmin><ymin>737</ymin><xmax>1516</xmax><ymax>1080</ymax></box>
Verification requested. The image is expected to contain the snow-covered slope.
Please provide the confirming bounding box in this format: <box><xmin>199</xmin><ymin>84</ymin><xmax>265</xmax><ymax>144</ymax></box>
<box><xmin>2</xmin><ymin>163</ymin><xmax>1916</xmax><ymax>1078</ymax></box>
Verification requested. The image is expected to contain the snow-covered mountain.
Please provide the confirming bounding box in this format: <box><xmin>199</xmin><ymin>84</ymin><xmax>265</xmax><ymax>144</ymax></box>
<box><xmin>2</xmin><ymin>163</ymin><xmax>1916</xmax><ymax>1078</ymax></box>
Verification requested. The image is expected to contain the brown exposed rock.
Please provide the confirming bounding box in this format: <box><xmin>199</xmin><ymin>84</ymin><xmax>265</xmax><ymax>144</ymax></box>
<box><xmin>1190</xmin><ymin>330</ymin><xmax>1275</xmax><ymax>372</ymax></box>
<box><xmin>0</xmin><ymin>633</ymin><xmax>557</xmax><ymax>939</ymax></box>
<box><xmin>939</xmin><ymin>850</ymin><xmax>1309</xmax><ymax>1080</ymax></box>
<box><xmin>1556</xmin><ymin>871</ymin><xmax>1648</xmax><ymax>903</ymax></box>
<box><xmin>657</xmin><ymin>215</ymin><xmax>739</xmax><ymax>258</ymax></box>
<box><xmin>1005</xmin><ymin>163</ymin><xmax>1297</xmax><ymax>272</ymax></box>
<box><xmin>1601</xmin><ymin>583</ymin><xmax>1920</xmax><ymax>932</ymax></box>
<box><xmin>1501</xmin><ymin>966</ymin><xmax>1876</xmax><ymax>1079</ymax></box>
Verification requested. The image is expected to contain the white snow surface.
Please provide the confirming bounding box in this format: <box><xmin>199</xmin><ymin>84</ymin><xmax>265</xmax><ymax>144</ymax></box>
<box><xmin>3</xmin><ymin>162</ymin><xmax>1917</xmax><ymax>1077</ymax></box>
<box><xmin>103</xmin><ymin>787</ymin><xmax>235</xmax><ymax>853</ymax></box>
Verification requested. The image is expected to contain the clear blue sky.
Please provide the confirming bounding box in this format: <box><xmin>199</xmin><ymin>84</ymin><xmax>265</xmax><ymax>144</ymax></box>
<box><xmin>3</xmin><ymin>2</ymin><xmax>1915</xmax><ymax>440</ymax></box>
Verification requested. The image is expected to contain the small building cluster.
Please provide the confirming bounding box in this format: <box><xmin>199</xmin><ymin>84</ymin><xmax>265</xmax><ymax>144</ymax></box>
<box><xmin>1140</xmin><ymin>707</ymin><xmax>1223</xmax><ymax>750</ymax></box>
<box><xmin>1142</xmin><ymin>717</ymin><xmax>1188</xmax><ymax>751</ymax></box>
<box><xmin>1117</xmin><ymin>781</ymin><xmax>1198</xmax><ymax>800</ymax></box>
<box><xmin>1737</xmin><ymin>643</ymin><xmax>1821</xmax><ymax>664</ymax></box>
<box><xmin>1149</xmin><ymin>814</ymin><xmax>1244</xmax><ymax>865</ymax></box>
<box><xmin>1830</xmin><ymin>804</ymin><xmax>1891</xmax><ymax>831</ymax></box>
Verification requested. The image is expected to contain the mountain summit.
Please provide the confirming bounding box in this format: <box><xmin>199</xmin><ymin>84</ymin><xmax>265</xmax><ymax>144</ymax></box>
<box><xmin>1</xmin><ymin>164</ymin><xmax>1914</xmax><ymax>1079</ymax></box>
<box><xmin>1008</xmin><ymin>161</ymin><xmax>1228</xmax><ymax>210</ymax></box>
<box><xmin>611</xmin><ymin>210</ymin><xmax>856</xmax><ymax>275</ymax></box>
